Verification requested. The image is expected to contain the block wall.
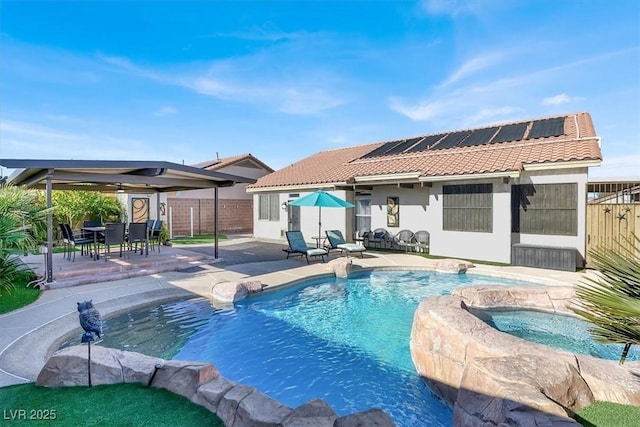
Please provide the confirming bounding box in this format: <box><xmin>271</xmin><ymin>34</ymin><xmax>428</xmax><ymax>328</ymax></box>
<box><xmin>167</xmin><ymin>198</ymin><xmax>253</xmax><ymax>235</ymax></box>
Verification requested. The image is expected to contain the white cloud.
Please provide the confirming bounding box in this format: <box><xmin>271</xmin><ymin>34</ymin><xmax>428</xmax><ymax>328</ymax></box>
<box><xmin>421</xmin><ymin>0</ymin><xmax>476</xmax><ymax>16</ymax></box>
<box><xmin>464</xmin><ymin>107</ymin><xmax>523</xmax><ymax>127</ymax></box>
<box><xmin>542</xmin><ymin>93</ymin><xmax>571</xmax><ymax>105</ymax></box>
<box><xmin>98</xmin><ymin>54</ymin><xmax>345</xmax><ymax>116</ymax></box>
<box><xmin>441</xmin><ymin>52</ymin><xmax>504</xmax><ymax>87</ymax></box>
<box><xmin>0</xmin><ymin>119</ymin><xmax>158</xmax><ymax>162</ymax></box>
<box><xmin>154</xmin><ymin>106</ymin><xmax>178</xmax><ymax>116</ymax></box>
<box><xmin>389</xmin><ymin>98</ymin><xmax>452</xmax><ymax>121</ymax></box>
<box><xmin>589</xmin><ymin>153</ymin><xmax>640</xmax><ymax>178</ymax></box>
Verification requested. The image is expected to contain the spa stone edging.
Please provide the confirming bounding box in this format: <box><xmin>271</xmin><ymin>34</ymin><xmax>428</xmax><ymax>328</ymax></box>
<box><xmin>37</xmin><ymin>346</ymin><xmax>395</xmax><ymax>427</ymax></box>
<box><xmin>410</xmin><ymin>285</ymin><xmax>640</xmax><ymax>426</ymax></box>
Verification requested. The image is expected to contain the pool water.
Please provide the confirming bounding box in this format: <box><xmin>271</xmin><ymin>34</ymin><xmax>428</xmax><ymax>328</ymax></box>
<box><xmin>71</xmin><ymin>271</ymin><xmax>535</xmax><ymax>427</ymax></box>
<box><xmin>483</xmin><ymin>309</ymin><xmax>640</xmax><ymax>362</ymax></box>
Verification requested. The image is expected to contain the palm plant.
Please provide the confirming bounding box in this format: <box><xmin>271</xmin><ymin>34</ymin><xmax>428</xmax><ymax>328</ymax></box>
<box><xmin>0</xmin><ymin>184</ymin><xmax>48</xmax><ymax>292</ymax></box>
<box><xmin>571</xmin><ymin>234</ymin><xmax>640</xmax><ymax>364</ymax></box>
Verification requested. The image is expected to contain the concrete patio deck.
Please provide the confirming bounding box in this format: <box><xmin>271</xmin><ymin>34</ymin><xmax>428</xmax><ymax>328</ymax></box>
<box><xmin>0</xmin><ymin>236</ymin><xmax>586</xmax><ymax>388</ymax></box>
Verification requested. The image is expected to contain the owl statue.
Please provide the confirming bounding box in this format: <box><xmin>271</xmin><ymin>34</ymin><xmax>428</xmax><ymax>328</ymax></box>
<box><xmin>77</xmin><ymin>300</ymin><xmax>103</xmax><ymax>339</ymax></box>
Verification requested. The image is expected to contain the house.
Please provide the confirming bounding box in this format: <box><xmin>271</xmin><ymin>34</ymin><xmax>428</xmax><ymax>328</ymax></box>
<box><xmin>119</xmin><ymin>154</ymin><xmax>273</xmax><ymax>236</ymax></box>
<box><xmin>247</xmin><ymin>112</ymin><xmax>602</xmax><ymax>269</ymax></box>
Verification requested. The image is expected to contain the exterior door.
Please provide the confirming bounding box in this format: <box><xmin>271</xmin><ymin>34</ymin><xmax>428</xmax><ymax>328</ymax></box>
<box><xmin>288</xmin><ymin>205</ymin><xmax>300</xmax><ymax>231</ymax></box>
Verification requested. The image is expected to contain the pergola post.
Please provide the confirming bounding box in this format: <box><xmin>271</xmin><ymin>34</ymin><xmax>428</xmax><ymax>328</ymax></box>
<box><xmin>214</xmin><ymin>187</ymin><xmax>219</xmax><ymax>259</ymax></box>
<box><xmin>46</xmin><ymin>169</ymin><xmax>53</xmax><ymax>283</ymax></box>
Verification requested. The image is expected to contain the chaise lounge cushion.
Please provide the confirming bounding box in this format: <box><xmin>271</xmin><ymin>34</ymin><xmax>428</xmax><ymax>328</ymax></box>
<box><xmin>325</xmin><ymin>230</ymin><xmax>366</xmax><ymax>257</ymax></box>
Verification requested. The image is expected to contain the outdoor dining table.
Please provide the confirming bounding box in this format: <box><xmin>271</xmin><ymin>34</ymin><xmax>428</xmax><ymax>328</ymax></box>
<box><xmin>81</xmin><ymin>226</ymin><xmax>105</xmax><ymax>260</ymax></box>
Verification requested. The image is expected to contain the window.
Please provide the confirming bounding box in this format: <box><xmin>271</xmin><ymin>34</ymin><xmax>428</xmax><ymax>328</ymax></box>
<box><xmin>354</xmin><ymin>196</ymin><xmax>371</xmax><ymax>236</ymax></box>
<box><xmin>443</xmin><ymin>184</ymin><xmax>493</xmax><ymax>232</ymax></box>
<box><xmin>258</xmin><ymin>194</ymin><xmax>280</xmax><ymax>221</ymax></box>
<box><xmin>511</xmin><ymin>183</ymin><xmax>577</xmax><ymax>235</ymax></box>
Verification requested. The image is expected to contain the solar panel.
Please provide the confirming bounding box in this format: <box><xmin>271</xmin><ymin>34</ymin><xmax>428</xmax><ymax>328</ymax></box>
<box><xmin>431</xmin><ymin>131</ymin><xmax>472</xmax><ymax>150</ymax></box>
<box><xmin>406</xmin><ymin>134</ymin><xmax>446</xmax><ymax>153</ymax></box>
<box><xmin>457</xmin><ymin>127</ymin><xmax>499</xmax><ymax>147</ymax></box>
<box><xmin>491</xmin><ymin>123</ymin><xmax>527</xmax><ymax>143</ymax></box>
<box><xmin>360</xmin><ymin>141</ymin><xmax>401</xmax><ymax>159</ymax></box>
<box><xmin>528</xmin><ymin>117</ymin><xmax>565</xmax><ymax>139</ymax></box>
<box><xmin>382</xmin><ymin>137</ymin><xmax>423</xmax><ymax>156</ymax></box>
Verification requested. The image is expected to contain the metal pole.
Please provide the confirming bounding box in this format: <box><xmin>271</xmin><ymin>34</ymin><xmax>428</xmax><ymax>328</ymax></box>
<box><xmin>190</xmin><ymin>207</ymin><xmax>194</xmax><ymax>237</ymax></box>
<box><xmin>168</xmin><ymin>206</ymin><xmax>173</xmax><ymax>239</ymax></box>
<box><xmin>214</xmin><ymin>187</ymin><xmax>219</xmax><ymax>259</ymax></box>
<box><xmin>87</xmin><ymin>341</ymin><xmax>92</xmax><ymax>387</ymax></box>
<box><xmin>46</xmin><ymin>170</ymin><xmax>53</xmax><ymax>283</ymax></box>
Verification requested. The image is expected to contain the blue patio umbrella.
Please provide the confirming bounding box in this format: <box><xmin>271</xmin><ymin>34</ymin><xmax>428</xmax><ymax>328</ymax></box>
<box><xmin>288</xmin><ymin>190</ymin><xmax>354</xmax><ymax>239</ymax></box>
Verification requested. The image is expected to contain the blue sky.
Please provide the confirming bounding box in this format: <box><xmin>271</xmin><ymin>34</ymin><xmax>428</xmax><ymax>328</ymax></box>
<box><xmin>1</xmin><ymin>0</ymin><xmax>638</xmax><ymax>178</ymax></box>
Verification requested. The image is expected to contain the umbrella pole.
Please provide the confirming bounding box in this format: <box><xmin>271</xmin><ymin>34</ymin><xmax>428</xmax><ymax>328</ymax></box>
<box><xmin>318</xmin><ymin>206</ymin><xmax>322</xmax><ymax>246</ymax></box>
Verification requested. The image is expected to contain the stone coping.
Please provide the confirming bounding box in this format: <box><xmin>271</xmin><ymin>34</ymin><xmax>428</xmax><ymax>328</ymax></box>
<box><xmin>37</xmin><ymin>346</ymin><xmax>395</xmax><ymax>427</ymax></box>
<box><xmin>410</xmin><ymin>285</ymin><xmax>640</xmax><ymax>426</ymax></box>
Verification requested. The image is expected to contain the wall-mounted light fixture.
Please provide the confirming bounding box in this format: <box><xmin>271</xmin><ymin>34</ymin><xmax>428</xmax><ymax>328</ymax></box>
<box><xmin>116</xmin><ymin>183</ymin><xmax>125</xmax><ymax>193</ymax></box>
<box><xmin>281</xmin><ymin>201</ymin><xmax>289</xmax><ymax>210</ymax></box>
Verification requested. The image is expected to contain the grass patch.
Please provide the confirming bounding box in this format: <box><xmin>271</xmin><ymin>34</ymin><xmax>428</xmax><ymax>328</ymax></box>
<box><xmin>0</xmin><ymin>382</ymin><xmax>224</xmax><ymax>426</ymax></box>
<box><xmin>170</xmin><ymin>234</ymin><xmax>227</xmax><ymax>245</ymax></box>
<box><xmin>575</xmin><ymin>401</ymin><xmax>640</xmax><ymax>427</ymax></box>
<box><xmin>0</xmin><ymin>284</ymin><xmax>42</xmax><ymax>314</ymax></box>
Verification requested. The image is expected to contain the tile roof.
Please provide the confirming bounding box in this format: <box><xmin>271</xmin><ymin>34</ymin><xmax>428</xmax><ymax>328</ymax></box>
<box><xmin>192</xmin><ymin>154</ymin><xmax>274</xmax><ymax>173</ymax></box>
<box><xmin>249</xmin><ymin>112</ymin><xmax>602</xmax><ymax>189</ymax></box>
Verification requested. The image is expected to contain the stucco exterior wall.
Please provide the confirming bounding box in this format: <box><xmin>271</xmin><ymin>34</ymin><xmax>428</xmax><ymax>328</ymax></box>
<box><xmin>512</xmin><ymin>168</ymin><xmax>589</xmax><ymax>259</ymax></box>
<box><xmin>252</xmin><ymin>168</ymin><xmax>589</xmax><ymax>264</ymax></box>
<box><xmin>369</xmin><ymin>185</ymin><xmax>432</xmax><ymax>235</ymax></box>
<box><xmin>253</xmin><ymin>190</ymin><xmax>355</xmax><ymax>244</ymax></box>
<box><xmin>429</xmin><ymin>179</ymin><xmax>513</xmax><ymax>264</ymax></box>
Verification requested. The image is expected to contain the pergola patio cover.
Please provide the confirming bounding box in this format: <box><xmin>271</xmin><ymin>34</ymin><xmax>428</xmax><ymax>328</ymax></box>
<box><xmin>0</xmin><ymin>159</ymin><xmax>257</xmax><ymax>282</ymax></box>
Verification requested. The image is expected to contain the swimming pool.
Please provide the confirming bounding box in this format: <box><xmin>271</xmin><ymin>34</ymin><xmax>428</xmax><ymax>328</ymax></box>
<box><xmin>482</xmin><ymin>309</ymin><xmax>640</xmax><ymax>362</ymax></box>
<box><xmin>69</xmin><ymin>270</ymin><xmax>536</xmax><ymax>426</ymax></box>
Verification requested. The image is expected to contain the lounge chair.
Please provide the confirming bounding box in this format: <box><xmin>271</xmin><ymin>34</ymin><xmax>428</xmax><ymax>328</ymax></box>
<box><xmin>325</xmin><ymin>230</ymin><xmax>366</xmax><ymax>258</ymax></box>
<box><xmin>284</xmin><ymin>231</ymin><xmax>328</xmax><ymax>264</ymax></box>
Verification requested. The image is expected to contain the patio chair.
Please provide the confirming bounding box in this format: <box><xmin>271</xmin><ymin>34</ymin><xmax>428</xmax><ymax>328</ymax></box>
<box><xmin>60</xmin><ymin>223</ymin><xmax>93</xmax><ymax>262</ymax></box>
<box><xmin>146</xmin><ymin>219</ymin><xmax>155</xmax><ymax>236</ymax></box>
<box><xmin>82</xmin><ymin>220</ymin><xmax>101</xmax><ymax>240</ymax></box>
<box><xmin>413</xmin><ymin>230</ymin><xmax>430</xmax><ymax>253</ymax></box>
<box><xmin>364</xmin><ymin>228</ymin><xmax>392</xmax><ymax>249</ymax></box>
<box><xmin>99</xmin><ymin>222</ymin><xmax>126</xmax><ymax>262</ymax></box>
<box><xmin>325</xmin><ymin>230</ymin><xmax>366</xmax><ymax>258</ymax></box>
<box><xmin>150</xmin><ymin>220</ymin><xmax>163</xmax><ymax>253</ymax></box>
<box><xmin>284</xmin><ymin>231</ymin><xmax>328</xmax><ymax>264</ymax></box>
<box><xmin>127</xmin><ymin>222</ymin><xmax>148</xmax><ymax>256</ymax></box>
<box><xmin>393</xmin><ymin>229</ymin><xmax>416</xmax><ymax>253</ymax></box>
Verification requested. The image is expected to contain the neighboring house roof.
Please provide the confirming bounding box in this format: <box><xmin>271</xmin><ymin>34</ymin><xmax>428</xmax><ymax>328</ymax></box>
<box><xmin>192</xmin><ymin>154</ymin><xmax>274</xmax><ymax>173</ymax></box>
<box><xmin>249</xmin><ymin>112</ymin><xmax>602</xmax><ymax>191</ymax></box>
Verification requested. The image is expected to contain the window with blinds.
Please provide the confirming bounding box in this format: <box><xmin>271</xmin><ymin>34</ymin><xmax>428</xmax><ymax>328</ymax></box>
<box><xmin>511</xmin><ymin>183</ymin><xmax>577</xmax><ymax>235</ymax></box>
<box><xmin>258</xmin><ymin>194</ymin><xmax>280</xmax><ymax>221</ymax></box>
<box><xmin>443</xmin><ymin>184</ymin><xmax>493</xmax><ymax>232</ymax></box>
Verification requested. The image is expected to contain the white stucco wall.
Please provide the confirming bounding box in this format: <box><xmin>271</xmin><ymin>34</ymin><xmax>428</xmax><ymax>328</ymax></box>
<box><xmin>429</xmin><ymin>179</ymin><xmax>513</xmax><ymax>263</ymax></box>
<box><xmin>512</xmin><ymin>168</ymin><xmax>589</xmax><ymax>259</ymax></box>
<box><xmin>369</xmin><ymin>185</ymin><xmax>432</xmax><ymax>235</ymax></box>
<box><xmin>253</xmin><ymin>190</ymin><xmax>355</xmax><ymax>244</ymax></box>
<box><xmin>252</xmin><ymin>168</ymin><xmax>589</xmax><ymax>263</ymax></box>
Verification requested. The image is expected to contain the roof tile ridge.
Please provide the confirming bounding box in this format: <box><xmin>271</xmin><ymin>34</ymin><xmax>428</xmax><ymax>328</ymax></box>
<box><xmin>318</xmin><ymin>142</ymin><xmax>383</xmax><ymax>155</ymax></box>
